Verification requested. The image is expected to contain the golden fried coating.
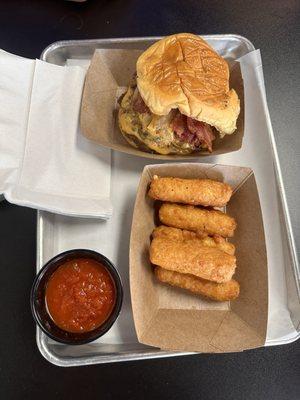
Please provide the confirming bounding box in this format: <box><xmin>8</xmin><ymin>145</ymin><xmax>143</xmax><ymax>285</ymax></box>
<box><xmin>150</xmin><ymin>236</ymin><xmax>236</xmax><ymax>283</ymax></box>
<box><xmin>152</xmin><ymin>226</ymin><xmax>235</xmax><ymax>255</ymax></box>
<box><xmin>201</xmin><ymin>236</ymin><xmax>235</xmax><ymax>255</ymax></box>
<box><xmin>154</xmin><ymin>267</ymin><xmax>240</xmax><ymax>301</ymax></box>
<box><xmin>159</xmin><ymin>203</ymin><xmax>236</xmax><ymax>238</ymax></box>
<box><xmin>148</xmin><ymin>176</ymin><xmax>233</xmax><ymax>207</ymax></box>
<box><xmin>152</xmin><ymin>225</ymin><xmax>197</xmax><ymax>240</ymax></box>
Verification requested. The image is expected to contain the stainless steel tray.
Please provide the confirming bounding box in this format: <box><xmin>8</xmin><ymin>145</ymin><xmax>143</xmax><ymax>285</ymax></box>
<box><xmin>37</xmin><ymin>35</ymin><xmax>300</xmax><ymax>366</ymax></box>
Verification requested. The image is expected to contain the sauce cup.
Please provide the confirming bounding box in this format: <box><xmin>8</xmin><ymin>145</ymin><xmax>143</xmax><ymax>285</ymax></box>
<box><xmin>31</xmin><ymin>249</ymin><xmax>123</xmax><ymax>345</ymax></box>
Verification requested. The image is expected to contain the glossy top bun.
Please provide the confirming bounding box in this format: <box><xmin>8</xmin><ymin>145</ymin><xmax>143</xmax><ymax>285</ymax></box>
<box><xmin>136</xmin><ymin>33</ymin><xmax>240</xmax><ymax>135</ymax></box>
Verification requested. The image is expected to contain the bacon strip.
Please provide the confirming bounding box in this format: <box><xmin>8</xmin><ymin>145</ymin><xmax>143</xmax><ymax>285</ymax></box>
<box><xmin>132</xmin><ymin>89</ymin><xmax>150</xmax><ymax>113</ymax></box>
<box><xmin>186</xmin><ymin>117</ymin><xmax>215</xmax><ymax>152</ymax></box>
<box><xmin>171</xmin><ymin>111</ymin><xmax>215</xmax><ymax>151</ymax></box>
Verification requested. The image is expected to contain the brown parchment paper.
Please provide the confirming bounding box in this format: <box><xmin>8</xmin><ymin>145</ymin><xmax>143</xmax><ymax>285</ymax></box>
<box><xmin>80</xmin><ymin>49</ymin><xmax>244</xmax><ymax>159</ymax></box>
<box><xmin>129</xmin><ymin>163</ymin><xmax>268</xmax><ymax>353</ymax></box>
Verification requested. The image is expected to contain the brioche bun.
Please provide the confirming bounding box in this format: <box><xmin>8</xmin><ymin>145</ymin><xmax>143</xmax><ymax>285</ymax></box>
<box><xmin>136</xmin><ymin>33</ymin><xmax>240</xmax><ymax>135</ymax></box>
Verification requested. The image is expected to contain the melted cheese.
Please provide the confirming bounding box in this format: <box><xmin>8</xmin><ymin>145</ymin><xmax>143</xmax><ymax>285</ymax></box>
<box><xmin>119</xmin><ymin>86</ymin><xmax>196</xmax><ymax>155</ymax></box>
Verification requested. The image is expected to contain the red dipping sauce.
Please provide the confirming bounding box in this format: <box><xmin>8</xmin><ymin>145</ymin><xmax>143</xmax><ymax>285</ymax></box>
<box><xmin>45</xmin><ymin>258</ymin><xmax>116</xmax><ymax>333</ymax></box>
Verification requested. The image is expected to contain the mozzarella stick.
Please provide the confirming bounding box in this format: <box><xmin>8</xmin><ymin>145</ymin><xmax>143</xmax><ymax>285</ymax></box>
<box><xmin>150</xmin><ymin>236</ymin><xmax>236</xmax><ymax>283</ymax></box>
<box><xmin>155</xmin><ymin>267</ymin><xmax>240</xmax><ymax>301</ymax></box>
<box><xmin>148</xmin><ymin>176</ymin><xmax>232</xmax><ymax>207</ymax></box>
<box><xmin>152</xmin><ymin>226</ymin><xmax>235</xmax><ymax>255</ymax></box>
<box><xmin>159</xmin><ymin>203</ymin><xmax>236</xmax><ymax>238</ymax></box>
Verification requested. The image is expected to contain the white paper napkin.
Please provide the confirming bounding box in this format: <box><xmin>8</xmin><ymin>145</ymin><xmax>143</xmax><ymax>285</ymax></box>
<box><xmin>0</xmin><ymin>50</ymin><xmax>112</xmax><ymax>219</ymax></box>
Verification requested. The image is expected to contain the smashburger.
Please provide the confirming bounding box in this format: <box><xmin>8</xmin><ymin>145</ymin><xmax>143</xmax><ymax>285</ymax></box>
<box><xmin>118</xmin><ymin>33</ymin><xmax>240</xmax><ymax>155</ymax></box>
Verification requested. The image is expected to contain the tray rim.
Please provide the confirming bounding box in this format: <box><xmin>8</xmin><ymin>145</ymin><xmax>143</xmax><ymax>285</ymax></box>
<box><xmin>40</xmin><ymin>33</ymin><xmax>256</xmax><ymax>61</ymax></box>
<box><xmin>36</xmin><ymin>34</ymin><xmax>300</xmax><ymax>367</ymax></box>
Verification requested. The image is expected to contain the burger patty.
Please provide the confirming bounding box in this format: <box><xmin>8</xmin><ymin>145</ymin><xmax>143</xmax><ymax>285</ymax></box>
<box><xmin>118</xmin><ymin>80</ymin><xmax>216</xmax><ymax>155</ymax></box>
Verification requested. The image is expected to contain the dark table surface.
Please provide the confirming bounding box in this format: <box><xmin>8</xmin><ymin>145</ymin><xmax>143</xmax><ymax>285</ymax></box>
<box><xmin>0</xmin><ymin>1</ymin><xmax>300</xmax><ymax>399</ymax></box>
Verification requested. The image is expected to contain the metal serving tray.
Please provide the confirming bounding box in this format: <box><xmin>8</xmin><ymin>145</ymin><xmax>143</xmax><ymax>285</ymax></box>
<box><xmin>37</xmin><ymin>35</ymin><xmax>300</xmax><ymax>366</ymax></box>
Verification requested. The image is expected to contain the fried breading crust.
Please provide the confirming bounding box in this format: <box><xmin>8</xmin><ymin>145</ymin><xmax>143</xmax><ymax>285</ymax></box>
<box><xmin>159</xmin><ymin>203</ymin><xmax>236</xmax><ymax>238</ymax></box>
<box><xmin>152</xmin><ymin>225</ymin><xmax>197</xmax><ymax>240</ymax></box>
<box><xmin>152</xmin><ymin>226</ymin><xmax>235</xmax><ymax>255</ymax></box>
<box><xmin>154</xmin><ymin>267</ymin><xmax>240</xmax><ymax>301</ymax></box>
<box><xmin>148</xmin><ymin>176</ymin><xmax>233</xmax><ymax>207</ymax></box>
<box><xmin>150</xmin><ymin>236</ymin><xmax>236</xmax><ymax>283</ymax></box>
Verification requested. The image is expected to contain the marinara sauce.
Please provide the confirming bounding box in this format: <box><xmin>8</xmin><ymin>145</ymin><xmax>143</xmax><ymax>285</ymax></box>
<box><xmin>45</xmin><ymin>258</ymin><xmax>116</xmax><ymax>333</ymax></box>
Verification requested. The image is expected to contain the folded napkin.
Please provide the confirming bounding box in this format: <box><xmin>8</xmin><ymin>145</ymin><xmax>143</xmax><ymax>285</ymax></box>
<box><xmin>0</xmin><ymin>50</ymin><xmax>112</xmax><ymax>219</ymax></box>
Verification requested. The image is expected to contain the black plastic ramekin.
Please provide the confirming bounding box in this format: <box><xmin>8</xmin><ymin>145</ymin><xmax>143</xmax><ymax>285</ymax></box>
<box><xmin>31</xmin><ymin>249</ymin><xmax>123</xmax><ymax>345</ymax></box>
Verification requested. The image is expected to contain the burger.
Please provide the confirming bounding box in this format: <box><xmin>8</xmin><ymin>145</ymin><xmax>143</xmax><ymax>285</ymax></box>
<box><xmin>118</xmin><ymin>33</ymin><xmax>240</xmax><ymax>155</ymax></box>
